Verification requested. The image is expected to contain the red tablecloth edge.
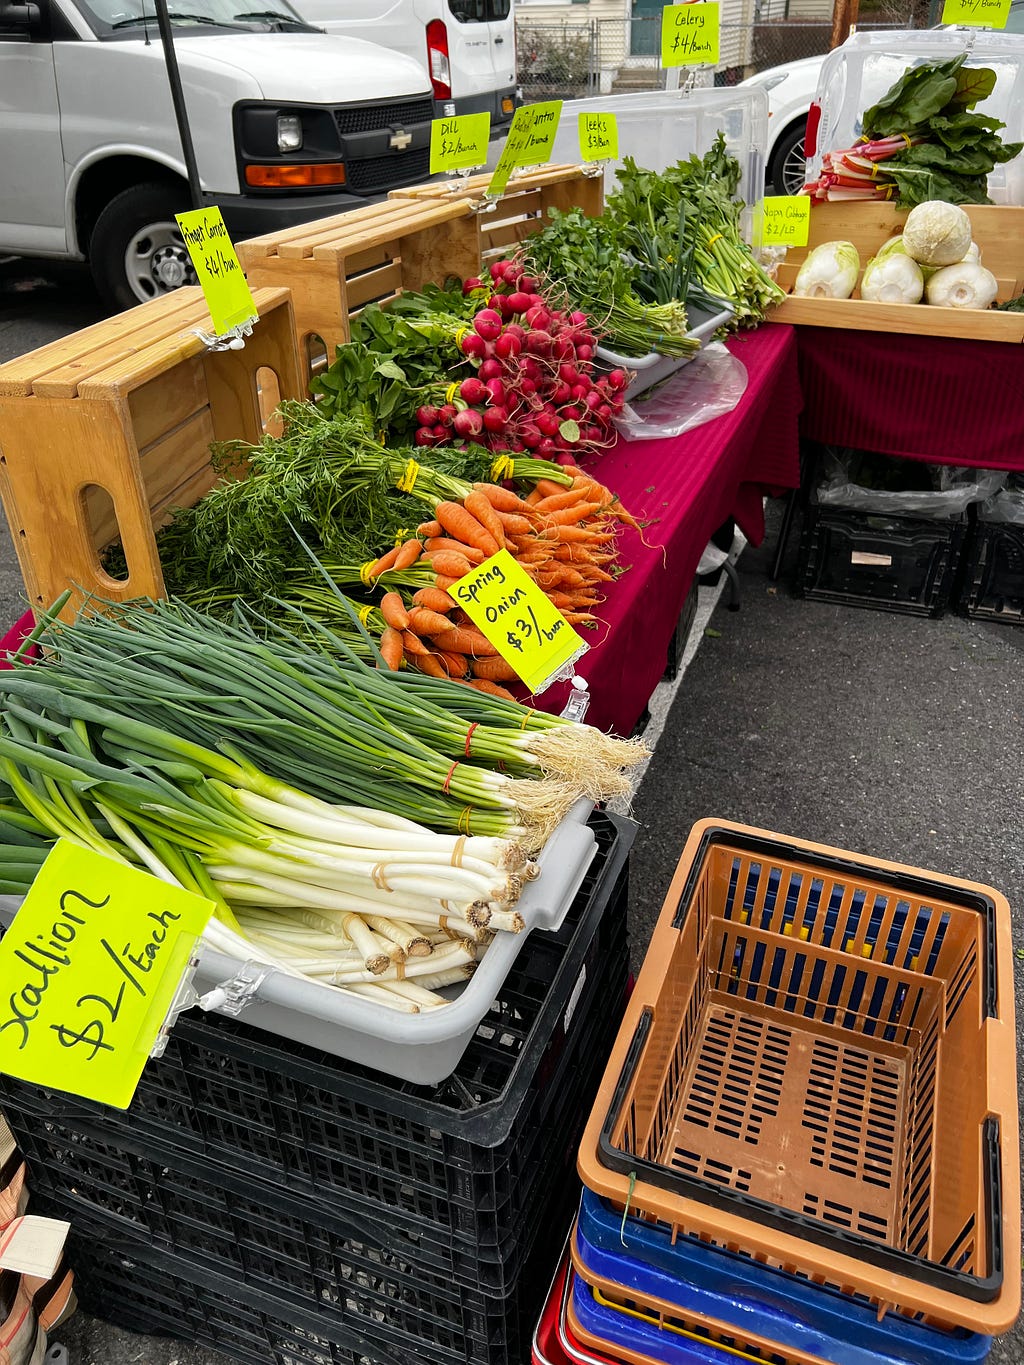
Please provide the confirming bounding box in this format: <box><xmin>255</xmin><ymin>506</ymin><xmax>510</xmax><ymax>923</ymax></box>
<box><xmin>0</xmin><ymin>613</ymin><xmax>37</xmax><ymax>667</ymax></box>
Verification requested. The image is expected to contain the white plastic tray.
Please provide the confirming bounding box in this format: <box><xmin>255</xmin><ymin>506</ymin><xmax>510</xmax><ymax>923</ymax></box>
<box><xmin>0</xmin><ymin>799</ymin><xmax>598</xmax><ymax>1085</ymax></box>
<box><xmin>596</xmin><ymin>301</ymin><xmax>734</xmax><ymax>401</ymax></box>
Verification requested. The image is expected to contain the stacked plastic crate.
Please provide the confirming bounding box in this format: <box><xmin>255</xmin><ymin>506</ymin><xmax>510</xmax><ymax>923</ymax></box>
<box><xmin>0</xmin><ymin>811</ymin><xmax>634</xmax><ymax>1365</ymax></box>
<box><xmin>543</xmin><ymin>818</ymin><xmax>1020</xmax><ymax>1365</ymax></box>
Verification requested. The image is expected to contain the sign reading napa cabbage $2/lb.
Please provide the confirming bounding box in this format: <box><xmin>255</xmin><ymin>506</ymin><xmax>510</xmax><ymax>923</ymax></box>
<box><xmin>0</xmin><ymin>841</ymin><xmax>213</xmax><ymax>1109</ymax></box>
<box><xmin>451</xmin><ymin>549</ymin><xmax>588</xmax><ymax>694</ymax></box>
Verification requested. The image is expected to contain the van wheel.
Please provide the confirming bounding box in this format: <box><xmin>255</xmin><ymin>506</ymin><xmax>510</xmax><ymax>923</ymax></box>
<box><xmin>89</xmin><ymin>183</ymin><xmax>198</xmax><ymax>311</ymax></box>
<box><xmin>767</xmin><ymin>122</ymin><xmax>808</xmax><ymax>198</ymax></box>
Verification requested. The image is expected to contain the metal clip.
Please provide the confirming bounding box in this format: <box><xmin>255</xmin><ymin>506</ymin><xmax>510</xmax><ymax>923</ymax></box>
<box><xmin>198</xmin><ymin>960</ymin><xmax>272</xmax><ymax>1017</ymax></box>
<box><xmin>580</xmin><ymin>161</ymin><xmax>604</xmax><ymax>179</ymax></box>
<box><xmin>191</xmin><ymin>320</ymin><xmax>255</xmax><ymax>353</ymax></box>
<box><xmin>150</xmin><ymin>953</ymin><xmax>202</xmax><ymax>1059</ymax></box>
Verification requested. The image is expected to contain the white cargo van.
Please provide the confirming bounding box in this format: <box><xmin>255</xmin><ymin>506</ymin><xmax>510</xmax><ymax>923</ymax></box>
<box><xmin>293</xmin><ymin>0</ymin><xmax>518</xmax><ymax>134</ymax></box>
<box><xmin>0</xmin><ymin>0</ymin><xmax>440</xmax><ymax>309</ymax></box>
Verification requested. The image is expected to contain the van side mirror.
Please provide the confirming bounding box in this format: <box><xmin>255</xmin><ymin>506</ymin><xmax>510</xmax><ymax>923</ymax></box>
<box><xmin>0</xmin><ymin>0</ymin><xmax>42</xmax><ymax>26</ymax></box>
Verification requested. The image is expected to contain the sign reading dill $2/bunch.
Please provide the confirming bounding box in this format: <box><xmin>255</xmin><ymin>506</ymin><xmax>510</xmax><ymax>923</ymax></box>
<box><xmin>0</xmin><ymin>841</ymin><xmax>212</xmax><ymax>1108</ymax></box>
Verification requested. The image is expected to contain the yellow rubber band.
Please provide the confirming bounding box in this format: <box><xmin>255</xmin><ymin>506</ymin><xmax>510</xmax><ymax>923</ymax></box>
<box><xmin>455</xmin><ymin>326</ymin><xmax>469</xmax><ymax>346</ymax></box>
<box><xmin>358</xmin><ymin>604</ymin><xmax>374</xmax><ymax>627</ymax></box>
<box><xmin>396</xmin><ymin>458</ymin><xmax>420</xmax><ymax>493</ymax></box>
<box><xmin>445</xmin><ymin>381</ymin><xmax>459</xmax><ymax>404</ymax></box>
<box><xmin>901</xmin><ymin>132</ymin><xmax>913</xmax><ymax>149</ymax></box>
<box><xmin>359</xmin><ymin>560</ymin><xmax>377</xmax><ymax>587</ymax></box>
<box><xmin>707</xmin><ymin>233</ymin><xmax>723</xmax><ymax>248</ymax></box>
<box><xmin>490</xmin><ymin>453</ymin><xmax>514</xmax><ymax>483</ymax></box>
<box><xmin>520</xmin><ymin>707</ymin><xmax>535</xmax><ymax>731</ymax></box>
<box><xmin>458</xmin><ymin>805</ymin><xmax>474</xmax><ymax>835</ymax></box>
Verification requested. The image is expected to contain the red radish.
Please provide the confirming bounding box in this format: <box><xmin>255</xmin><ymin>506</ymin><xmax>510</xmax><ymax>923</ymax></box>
<box><xmin>519</xmin><ymin>425</ymin><xmax>541</xmax><ymax>449</ymax></box>
<box><xmin>525</xmin><ymin>331</ymin><xmax>550</xmax><ymax>355</ymax></box>
<box><xmin>536</xmin><ymin>412</ymin><xmax>561</xmax><ymax>437</ymax></box>
<box><xmin>489</xmin><ymin>261</ymin><xmax>509</xmax><ymax>282</ymax></box>
<box><xmin>580</xmin><ymin>424</ymin><xmax>602</xmax><ymax>444</ymax></box>
<box><xmin>416</xmin><ymin>405</ymin><xmax>441</xmax><ymax>427</ymax></box>
<box><xmin>432</xmin><ymin>424</ymin><xmax>449</xmax><ymax>440</ymax></box>
<box><xmin>474</xmin><ymin>309</ymin><xmax>503</xmax><ymax>342</ymax></box>
<box><xmin>502</xmin><ymin>262</ymin><xmax>523</xmax><ymax>284</ymax></box>
<box><xmin>570</xmin><ymin>310</ymin><xmax>588</xmax><ymax>326</ymax></box>
<box><xmin>520</xmin><ymin>378</ymin><xmax>537</xmax><ymax>396</ymax></box>
<box><xmin>576</xmin><ymin>344</ymin><xmax>594</xmax><ymax>362</ymax></box>
<box><xmin>597</xmin><ymin>404</ymin><xmax>612</xmax><ymax>423</ymax></box>
<box><xmin>507</xmin><ymin>292</ymin><xmax>532</xmax><ymax>314</ymax></box>
<box><xmin>504</xmin><ymin>323</ymin><xmax>526</xmax><ymax>342</ymax></box>
<box><xmin>485</xmin><ymin>378</ymin><xmax>507</xmax><ymax>405</ymax></box>
<box><xmin>536</xmin><ymin>438</ymin><xmax>557</xmax><ymax>458</ymax></box>
<box><xmin>478</xmin><ymin>358</ymin><xmax>503</xmax><ymax>381</ymax></box>
<box><xmin>494</xmin><ymin>333</ymin><xmax>521</xmax><ymax>359</ymax></box>
<box><xmin>585</xmin><ymin>391</ymin><xmax>603</xmax><ymax>411</ymax></box>
<box><xmin>607</xmin><ymin>369</ymin><xmax>628</xmax><ymax>391</ymax></box>
<box><xmin>462</xmin><ymin>277</ymin><xmax>483</xmax><ymax>295</ymax></box>
<box><xmin>508</xmin><ymin>437</ymin><xmax>525</xmax><ymax>452</ymax></box>
<box><xmin>524</xmin><ymin>305</ymin><xmax>550</xmax><ymax>330</ymax></box>
<box><xmin>571</xmin><ymin>381</ymin><xmax>591</xmax><ymax>402</ymax></box>
<box><xmin>558</xmin><ymin>363</ymin><xmax>578</xmax><ymax>386</ymax></box>
<box><xmin>552</xmin><ymin>382</ymin><xmax>572</xmax><ymax>405</ymax></box>
<box><xmin>483</xmin><ymin>406</ymin><xmax>508</xmax><ymax>433</ymax></box>
<box><xmin>519</xmin><ymin>276</ymin><xmax>539</xmax><ymax>294</ymax></box>
<box><xmin>489</xmin><ymin>295</ymin><xmax>514</xmax><ymax>320</ymax></box>
<box><xmin>562</xmin><ymin>405</ymin><xmax>582</xmax><ymax>422</ymax></box>
<box><xmin>439</xmin><ymin>404</ymin><xmax>457</xmax><ymax>425</ymax></box>
<box><xmin>461</xmin><ymin>333</ymin><xmax>487</xmax><ymax>359</ymax></box>
<box><xmin>459</xmin><ymin>376</ymin><xmax>488</xmax><ymax>405</ymax></box>
<box><xmin>414</xmin><ymin>428</ymin><xmax>437</xmax><ymax>447</ymax></box>
<box><xmin>453</xmin><ymin>409</ymin><xmax>484</xmax><ymax>439</ymax></box>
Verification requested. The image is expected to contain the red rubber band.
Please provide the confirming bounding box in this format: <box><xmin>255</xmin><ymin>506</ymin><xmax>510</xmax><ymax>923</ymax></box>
<box><xmin>443</xmin><ymin>760</ymin><xmax>459</xmax><ymax>794</ymax></box>
<box><xmin>464</xmin><ymin>722</ymin><xmax>479</xmax><ymax>757</ymax></box>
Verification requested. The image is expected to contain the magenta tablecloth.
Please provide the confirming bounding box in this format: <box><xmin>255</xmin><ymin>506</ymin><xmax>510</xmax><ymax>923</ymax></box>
<box><xmin>531</xmin><ymin>324</ymin><xmax>803</xmax><ymax>736</ymax></box>
<box><xmin>795</xmin><ymin>326</ymin><xmax>1024</xmax><ymax>471</ymax></box>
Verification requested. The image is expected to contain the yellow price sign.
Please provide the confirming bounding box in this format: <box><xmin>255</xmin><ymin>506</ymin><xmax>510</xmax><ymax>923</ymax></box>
<box><xmin>450</xmin><ymin>549</ymin><xmax>588</xmax><ymax>694</ymax></box>
<box><xmin>487</xmin><ymin>102</ymin><xmax>563</xmax><ymax>198</ymax></box>
<box><xmin>941</xmin><ymin>0</ymin><xmax>1010</xmax><ymax>24</ymax></box>
<box><xmin>757</xmin><ymin>195</ymin><xmax>811</xmax><ymax>247</ymax></box>
<box><xmin>175</xmin><ymin>206</ymin><xmax>258</xmax><ymax>337</ymax></box>
<box><xmin>661</xmin><ymin>2</ymin><xmax>720</xmax><ymax>66</ymax></box>
<box><xmin>430</xmin><ymin>112</ymin><xmax>492</xmax><ymax>174</ymax></box>
<box><xmin>578</xmin><ymin>112</ymin><xmax>619</xmax><ymax>163</ymax></box>
<box><xmin>0</xmin><ymin>842</ymin><xmax>213</xmax><ymax>1109</ymax></box>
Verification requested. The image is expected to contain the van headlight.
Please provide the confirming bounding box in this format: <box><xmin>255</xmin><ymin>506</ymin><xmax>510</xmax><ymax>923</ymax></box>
<box><xmin>276</xmin><ymin>114</ymin><xmax>303</xmax><ymax>152</ymax></box>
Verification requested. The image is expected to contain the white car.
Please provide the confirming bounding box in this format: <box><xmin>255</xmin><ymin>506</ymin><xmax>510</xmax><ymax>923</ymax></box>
<box><xmin>742</xmin><ymin>2</ymin><xmax>1024</xmax><ymax>196</ymax></box>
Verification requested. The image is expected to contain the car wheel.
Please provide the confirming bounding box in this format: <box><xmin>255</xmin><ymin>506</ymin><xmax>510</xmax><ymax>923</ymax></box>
<box><xmin>768</xmin><ymin>121</ymin><xmax>808</xmax><ymax>198</ymax></box>
<box><xmin>89</xmin><ymin>183</ymin><xmax>198</xmax><ymax>312</ymax></box>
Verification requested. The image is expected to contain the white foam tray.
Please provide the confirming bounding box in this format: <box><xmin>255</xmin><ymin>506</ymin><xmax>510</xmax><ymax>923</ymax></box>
<box><xmin>0</xmin><ymin>799</ymin><xmax>598</xmax><ymax>1085</ymax></box>
<box><xmin>596</xmin><ymin>301</ymin><xmax>734</xmax><ymax>401</ymax></box>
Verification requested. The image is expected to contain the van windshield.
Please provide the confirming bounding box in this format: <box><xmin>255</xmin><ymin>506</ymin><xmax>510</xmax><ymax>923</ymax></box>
<box><xmin>447</xmin><ymin>0</ymin><xmax>510</xmax><ymax>22</ymax></box>
<box><xmin>80</xmin><ymin>0</ymin><xmax>319</xmax><ymax>35</ymax></box>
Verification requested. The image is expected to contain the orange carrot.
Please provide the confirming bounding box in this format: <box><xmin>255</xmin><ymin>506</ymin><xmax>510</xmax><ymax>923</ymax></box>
<box><xmin>367</xmin><ymin>544</ymin><xmax>401</xmax><ymax>577</ymax></box>
<box><xmin>464</xmin><ymin>490</ymin><xmax>506</xmax><ymax>550</ymax></box>
<box><xmin>401</xmin><ymin>630</ymin><xmax>431</xmax><ymax>657</ymax></box>
<box><xmin>466</xmin><ymin>678</ymin><xmax>517</xmax><ymax>700</ymax></box>
<box><xmin>379</xmin><ymin>627</ymin><xmax>405</xmax><ymax>671</ymax></box>
<box><xmin>533</xmin><ymin>488</ymin><xmax>591</xmax><ymax>515</ymax></box>
<box><xmin>428</xmin><ymin>550</ymin><xmax>475</xmax><ymax>580</ymax></box>
<box><xmin>431</xmin><ymin>626</ymin><xmax>500</xmax><ymax>657</ymax></box>
<box><xmin>539</xmin><ymin>501</ymin><xmax>604</xmax><ymax>528</ymax></box>
<box><xmin>412</xmin><ymin>587</ymin><xmax>456</xmax><ymax>613</ymax></box>
<box><xmin>380</xmin><ymin>592</ymin><xmax>411</xmax><ymax>632</ymax></box>
<box><xmin>435</xmin><ymin>649</ymin><xmax>471</xmax><ymax>679</ymax></box>
<box><xmin>410</xmin><ymin>652</ymin><xmax>449</xmax><ymax>679</ymax></box>
<box><xmin>435</xmin><ymin>501</ymin><xmax>499</xmax><ymax>557</ymax></box>
<box><xmin>470</xmin><ymin>656</ymin><xmax>519</xmax><ymax>681</ymax></box>
<box><xmin>554</xmin><ymin>526</ymin><xmax>616</xmax><ymax>544</ymax></box>
<box><xmin>495</xmin><ymin>511</ymin><xmax>535</xmax><ymax>537</ymax></box>
<box><xmin>408</xmin><ymin>606</ymin><xmax>456</xmax><ymax>638</ymax></box>
<box><xmin>417</xmin><ymin>520</ymin><xmax>443</xmax><ymax>538</ymax></box>
<box><xmin>394</xmin><ymin>539</ymin><xmax>423</xmax><ymax>570</ymax></box>
<box><xmin>564</xmin><ymin>612</ymin><xmax>600</xmax><ymax>625</ymax></box>
<box><xmin>525</xmin><ymin>488</ymin><xmax>544</xmax><ymax>507</ymax></box>
<box><xmin>424</xmin><ymin>537</ymin><xmax>485</xmax><ymax>564</ymax></box>
<box><xmin>473</xmin><ymin>484</ymin><xmax>534</xmax><ymax>513</ymax></box>
<box><xmin>534</xmin><ymin>478</ymin><xmax>573</xmax><ymax>499</ymax></box>
<box><xmin>434</xmin><ymin>574</ymin><xmax>461</xmax><ymax>593</ymax></box>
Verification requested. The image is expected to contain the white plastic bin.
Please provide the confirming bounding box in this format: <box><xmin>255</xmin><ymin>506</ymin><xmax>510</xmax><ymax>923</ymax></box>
<box><xmin>808</xmin><ymin>29</ymin><xmax>1024</xmax><ymax>204</ymax></box>
<box><xmin>595</xmin><ymin>300</ymin><xmax>734</xmax><ymax>400</ymax></box>
<box><xmin>538</xmin><ymin>87</ymin><xmax>769</xmax><ymax>208</ymax></box>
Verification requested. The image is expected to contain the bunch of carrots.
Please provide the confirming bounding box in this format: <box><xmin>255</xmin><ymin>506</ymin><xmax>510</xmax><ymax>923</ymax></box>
<box><xmin>363</xmin><ymin>466</ymin><xmax>638</xmax><ymax>698</ymax></box>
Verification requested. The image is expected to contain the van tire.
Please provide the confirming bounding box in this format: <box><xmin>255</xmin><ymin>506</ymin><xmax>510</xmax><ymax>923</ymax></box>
<box><xmin>89</xmin><ymin>182</ymin><xmax>197</xmax><ymax>311</ymax></box>
<box><xmin>766</xmin><ymin>121</ymin><xmax>807</xmax><ymax>198</ymax></box>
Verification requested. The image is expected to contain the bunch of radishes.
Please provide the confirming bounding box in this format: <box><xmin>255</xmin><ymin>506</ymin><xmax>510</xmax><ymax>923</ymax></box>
<box><xmin>412</xmin><ymin>259</ymin><xmax>628</xmax><ymax>457</ymax></box>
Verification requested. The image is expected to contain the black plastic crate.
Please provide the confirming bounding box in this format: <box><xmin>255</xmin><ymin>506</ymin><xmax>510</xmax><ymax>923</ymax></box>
<box><xmin>796</xmin><ymin>502</ymin><xmax>967</xmax><ymax>618</ymax></box>
<box><xmin>1</xmin><ymin>812</ymin><xmax>632</xmax><ymax>1297</ymax></box>
<box><xmin>959</xmin><ymin>519</ymin><xmax>1024</xmax><ymax>624</ymax></box>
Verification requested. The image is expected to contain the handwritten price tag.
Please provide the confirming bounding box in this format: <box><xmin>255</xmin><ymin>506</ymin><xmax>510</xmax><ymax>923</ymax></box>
<box><xmin>451</xmin><ymin>550</ymin><xmax>588</xmax><ymax>694</ymax></box>
<box><xmin>487</xmin><ymin>102</ymin><xmax>563</xmax><ymax>198</ymax></box>
<box><xmin>941</xmin><ymin>0</ymin><xmax>1010</xmax><ymax>25</ymax></box>
<box><xmin>430</xmin><ymin>112</ymin><xmax>491</xmax><ymax>175</ymax></box>
<box><xmin>661</xmin><ymin>2</ymin><xmax>720</xmax><ymax>67</ymax></box>
<box><xmin>757</xmin><ymin>195</ymin><xmax>811</xmax><ymax>247</ymax></box>
<box><xmin>578</xmin><ymin>112</ymin><xmax>619</xmax><ymax>163</ymax></box>
<box><xmin>175</xmin><ymin>206</ymin><xmax>258</xmax><ymax>337</ymax></box>
<box><xmin>0</xmin><ymin>842</ymin><xmax>213</xmax><ymax>1109</ymax></box>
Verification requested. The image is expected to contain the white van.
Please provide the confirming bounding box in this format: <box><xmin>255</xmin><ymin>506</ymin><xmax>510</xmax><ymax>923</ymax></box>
<box><xmin>294</xmin><ymin>0</ymin><xmax>518</xmax><ymax>134</ymax></box>
<box><xmin>0</xmin><ymin>0</ymin><xmax>440</xmax><ymax>309</ymax></box>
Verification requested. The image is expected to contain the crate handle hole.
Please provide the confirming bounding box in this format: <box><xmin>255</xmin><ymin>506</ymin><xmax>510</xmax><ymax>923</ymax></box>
<box><xmin>79</xmin><ymin>483</ymin><xmax>128</xmax><ymax>585</ymax></box>
<box><xmin>256</xmin><ymin>367</ymin><xmax>283</xmax><ymax>438</ymax></box>
<box><xmin>305</xmin><ymin>333</ymin><xmax>328</xmax><ymax>386</ymax></box>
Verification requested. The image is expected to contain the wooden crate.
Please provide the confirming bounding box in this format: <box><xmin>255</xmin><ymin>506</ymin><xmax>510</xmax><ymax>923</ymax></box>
<box><xmin>768</xmin><ymin>202</ymin><xmax>1024</xmax><ymax>342</ymax></box>
<box><xmin>237</xmin><ymin>197</ymin><xmax>483</xmax><ymax>377</ymax></box>
<box><xmin>390</xmin><ymin>164</ymin><xmax>604</xmax><ymax>266</ymax></box>
<box><xmin>0</xmin><ymin>285</ymin><xmax>304</xmax><ymax>615</ymax></box>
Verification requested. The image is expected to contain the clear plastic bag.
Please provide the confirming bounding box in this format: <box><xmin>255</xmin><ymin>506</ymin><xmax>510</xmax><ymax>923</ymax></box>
<box><xmin>614</xmin><ymin>343</ymin><xmax>748</xmax><ymax>442</ymax></box>
<box><xmin>816</xmin><ymin>448</ymin><xmax>1007</xmax><ymax>520</ymax></box>
<box><xmin>979</xmin><ymin>475</ymin><xmax>1024</xmax><ymax>525</ymax></box>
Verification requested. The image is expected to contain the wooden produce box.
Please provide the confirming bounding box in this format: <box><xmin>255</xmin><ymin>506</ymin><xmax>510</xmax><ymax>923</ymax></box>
<box><xmin>0</xmin><ymin>285</ymin><xmax>304</xmax><ymax>615</ymax></box>
<box><xmin>237</xmin><ymin>197</ymin><xmax>483</xmax><ymax>378</ymax></box>
<box><xmin>390</xmin><ymin>164</ymin><xmax>603</xmax><ymax>267</ymax></box>
<box><xmin>768</xmin><ymin>202</ymin><xmax>1024</xmax><ymax>343</ymax></box>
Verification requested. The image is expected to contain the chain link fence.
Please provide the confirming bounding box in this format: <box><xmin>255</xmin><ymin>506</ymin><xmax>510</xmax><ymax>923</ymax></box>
<box><xmin>516</xmin><ymin>10</ymin><xmax>921</xmax><ymax>102</ymax></box>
